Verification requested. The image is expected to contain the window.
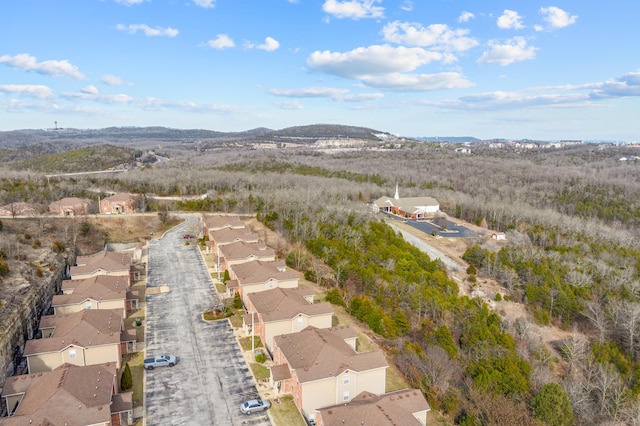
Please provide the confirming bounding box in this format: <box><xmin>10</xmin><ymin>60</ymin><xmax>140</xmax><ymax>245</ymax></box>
<box><xmin>343</xmin><ymin>391</ymin><xmax>349</xmax><ymax>401</ymax></box>
<box><xmin>343</xmin><ymin>374</ymin><xmax>350</xmax><ymax>385</ymax></box>
<box><xmin>69</xmin><ymin>349</ymin><xmax>76</xmax><ymax>359</ymax></box>
<box><xmin>268</xmin><ymin>281</ymin><xmax>275</xmax><ymax>289</ymax></box>
<box><xmin>297</xmin><ymin>316</ymin><xmax>303</xmax><ymax>326</ymax></box>
<box><xmin>86</xmin><ymin>302</ymin><xmax>92</xmax><ymax>309</ymax></box>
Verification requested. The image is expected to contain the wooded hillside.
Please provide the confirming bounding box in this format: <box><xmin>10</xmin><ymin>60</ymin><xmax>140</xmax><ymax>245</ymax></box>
<box><xmin>1</xmin><ymin>136</ymin><xmax>639</xmax><ymax>425</ymax></box>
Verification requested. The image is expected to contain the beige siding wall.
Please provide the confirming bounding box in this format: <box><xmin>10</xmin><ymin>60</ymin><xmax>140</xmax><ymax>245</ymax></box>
<box><xmin>264</xmin><ymin>321</ymin><xmax>292</xmax><ymax>351</ymax></box>
<box><xmin>72</xmin><ymin>270</ymin><xmax>129</xmax><ymax>280</ymax></box>
<box><xmin>54</xmin><ymin>304</ymin><xmax>83</xmax><ymax>315</ymax></box>
<box><xmin>28</xmin><ymin>347</ymin><xmax>85</xmax><ymax>373</ymax></box>
<box><xmin>355</xmin><ymin>367</ymin><xmax>387</xmax><ymax>396</ymax></box>
<box><xmin>85</xmin><ymin>345</ymin><xmax>120</xmax><ymax>367</ymax></box>
<box><xmin>414</xmin><ymin>409</ymin><xmax>428</xmax><ymax>425</ymax></box>
<box><xmin>301</xmin><ymin>378</ymin><xmax>336</xmax><ymax>414</ymax></box>
<box><xmin>5</xmin><ymin>394</ymin><xmax>23</xmax><ymax>414</ymax></box>
<box><xmin>336</xmin><ymin>370</ymin><xmax>358</xmax><ymax>404</ymax></box>
<box><xmin>308</xmin><ymin>314</ymin><xmax>332</xmax><ymax>330</ymax></box>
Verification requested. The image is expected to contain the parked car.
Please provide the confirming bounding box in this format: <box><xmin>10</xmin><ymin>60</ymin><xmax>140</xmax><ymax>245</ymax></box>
<box><xmin>240</xmin><ymin>398</ymin><xmax>271</xmax><ymax>415</ymax></box>
<box><xmin>144</xmin><ymin>354</ymin><xmax>178</xmax><ymax>370</ymax></box>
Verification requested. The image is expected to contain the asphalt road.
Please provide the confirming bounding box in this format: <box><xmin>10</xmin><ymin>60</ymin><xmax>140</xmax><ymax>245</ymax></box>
<box><xmin>144</xmin><ymin>215</ymin><xmax>271</xmax><ymax>426</ymax></box>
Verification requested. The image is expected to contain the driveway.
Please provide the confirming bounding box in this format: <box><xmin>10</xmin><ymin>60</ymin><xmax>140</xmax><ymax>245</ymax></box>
<box><xmin>145</xmin><ymin>215</ymin><xmax>271</xmax><ymax>426</ymax></box>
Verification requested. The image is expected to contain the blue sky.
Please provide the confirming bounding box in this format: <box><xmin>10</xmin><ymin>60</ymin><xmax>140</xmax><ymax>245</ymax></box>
<box><xmin>1</xmin><ymin>1</ymin><xmax>639</xmax><ymax>141</ymax></box>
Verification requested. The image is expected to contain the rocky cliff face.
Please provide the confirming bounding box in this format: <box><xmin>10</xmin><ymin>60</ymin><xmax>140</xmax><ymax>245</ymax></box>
<box><xmin>0</xmin><ymin>251</ymin><xmax>73</xmax><ymax>389</ymax></box>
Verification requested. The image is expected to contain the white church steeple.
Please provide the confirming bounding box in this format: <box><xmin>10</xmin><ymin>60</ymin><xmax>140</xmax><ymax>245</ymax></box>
<box><xmin>394</xmin><ymin>183</ymin><xmax>399</xmax><ymax>200</ymax></box>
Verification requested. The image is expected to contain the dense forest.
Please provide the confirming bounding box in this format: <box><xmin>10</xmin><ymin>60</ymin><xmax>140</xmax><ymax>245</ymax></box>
<box><xmin>1</xmin><ymin>135</ymin><xmax>640</xmax><ymax>425</ymax></box>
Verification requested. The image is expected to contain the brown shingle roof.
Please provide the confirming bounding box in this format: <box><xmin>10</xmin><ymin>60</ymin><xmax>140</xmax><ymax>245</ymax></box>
<box><xmin>270</xmin><ymin>364</ymin><xmax>292</xmax><ymax>382</ymax></box>
<box><xmin>317</xmin><ymin>389</ymin><xmax>430</xmax><ymax>426</ymax></box>
<box><xmin>274</xmin><ymin>326</ymin><xmax>387</xmax><ymax>383</ymax></box>
<box><xmin>71</xmin><ymin>250</ymin><xmax>132</xmax><ymax>277</ymax></box>
<box><xmin>218</xmin><ymin>241</ymin><xmax>275</xmax><ymax>262</ymax></box>
<box><xmin>230</xmin><ymin>260</ymin><xmax>301</xmax><ymax>285</ymax></box>
<box><xmin>104</xmin><ymin>193</ymin><xmax>137</xmax><ymax>202</ymax></box>
<box><xmin>25</xmin><ymin>309</ymin><xmax>124</xmax><ymax>355</ymax></box>
<box><xmin>203</xmin><ymin>215</ymin><xmax>246</xmax><ymax>231</ymax></box>
<box><xmin>247</xmin><ymin>287</ymin><xmax>332</xmax><ymax>322</ymax></box>
<box><xmin>54</xmin><ymin>275</ymin><xmax>129</xmax><ymax>306</ymax></box>
<box><xmin>209</xmin><ymin>228</ymin><xmax>259</xmax><ymax>245</ymax></box>
<box><xmin>1</xmin><ymin>363</ymin><xmax>121</xmax><ymax>426</ymax></box>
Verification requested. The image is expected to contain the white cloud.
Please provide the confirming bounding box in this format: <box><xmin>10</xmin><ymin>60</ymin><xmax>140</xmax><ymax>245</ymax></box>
<box><xmin>101</xmin><ymin>74</ymin><xmax>127</xmax><ymax>86</ymax></box>
<box><xmin>400</xmin><ymin>1</ymin><xmax>413</xmax><ymax>12</ymax></box>
<box><xmin>497</xmin><ymin>10</ymin><xmax>524</xmax><ymax>30</ymax></box>
<box><xmin>458</xmin><ymin>11</ymin><xmax>475</xmax><ymax>23</ymax></box>
<box><xmin>114</xmin><ymin>0</ymin><xmax>146</xmax><ymax>5</ymax></box>
<box><xmin>116</xmin><ymin>24</ymin><xmax>179</xmax><ymax>37</ymax></box>
<box><xmin>589</xmin><ymin>70</ymin><xmax>640</xmax><ymax>99</ymax></box>
<box><xmin>382</xmin><ymin>21</ymin><xmax>478</xmax><ymax>52</ymax></box>
<box><xmin>307</xmin><ymin>45</ymin><xmax>448</xmax><ymax>78</ymax></box>
<box><xmin>257</xmin><ymin>37</ymin><xmax>280</xmax><ymax>52</ymax></box>
<box><xmin>270</xmin><ymin>86</ymin><xmax>384</xmax><ymax>102</ymax></box>
<box><xmin>539</xmin><ymin>7</ymin><xmax>577</xmax><ymax>29</ymax></box>
<box><xmin>81</xmin><ymin>85</ymin><xmax>99</xmax><ymax>95</ymax></box>
<box><xmin>322</xmin><ymin>0</ymin><xmax>384</xmax><ymax>20</ymax></box>
<box><xmin>477</xmin><ymin>37</ymin><xmax>537</xmax><ymax>66</ymax></box>
<box><xmin>208</xmin><ymin>34</ymin><xmax>235</xmax><ymax>49</ymax></box>
<box><xmin>358</xmin><ymin>72</ymin><xmax>473</xmax><ymax>91</ymax></box>
<box><xmin>270</xmin><ymin>87</ymin><xmax>350</xmax><ymax>98</ymax></box>
<box><xmin>193</xmin><ymin>0</ymin><xmax>215</xmax><ymax>8</ymax></box>
<box><xmin>0</xmin><ymin>84</ymin><xmax>54</xmax><ymax>99</ymax></box>
<box><xmin>0</xmin><ymin>53</ymin><xmax>86</xmax><ymax>79</ymax></box>
<box><xmin>275</xmin><ymin>100</ymin><xmax>304</xmax><ymax>110</ymax></box>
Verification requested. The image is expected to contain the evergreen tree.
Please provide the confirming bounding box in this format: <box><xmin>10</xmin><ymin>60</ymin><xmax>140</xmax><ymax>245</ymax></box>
<box><xmin>120</xmin><ymin>362</ymin><xmax>133</xmax><ymax>391</ymax></box>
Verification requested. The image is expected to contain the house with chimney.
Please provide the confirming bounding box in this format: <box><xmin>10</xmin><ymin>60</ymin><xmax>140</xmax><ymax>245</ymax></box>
<box><xmin>49</xmin><ymin>197</ymin><xmax>93</xmax><ymax>216</ymax></box>
<box><xmin>226</xmin><ymin>259</ymin><xmax>301</xmax><ymax>304</ymax></box>
<box><xmin>24</xmin><ymin>309</ymin><xmax>136</xmax><ymax>373</ymax></box>
<box><xmin>1</xmin><ymin>362</ymin><xmax>133</xmax><ymax>425</ymax></box>
<box><xmin>243</xmin><ymin>287</ymin><xmax>333</xmax><ymax>353</ymax></box>
<box><xmin>52</xmin><ymin>275</ymin><xmax>138</xmax><ymax>317</ymax></box>
<box><xmin>315</xmin><ymin>389</ymin><xmax>430</xmax><ymax>426</ymax></box>
<box><xmin>270</xmin><ymin>326</ymin><xmax>388</xmax><ymax>422</ymax></box>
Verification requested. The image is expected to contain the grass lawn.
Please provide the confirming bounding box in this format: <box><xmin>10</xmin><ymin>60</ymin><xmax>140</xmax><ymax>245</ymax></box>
<box><xmin>249</xmin><ymin>363</ymin><xmax>270</xmax><ymax>380</ymax></box>
<box><xmin>269</xmin><ymin>395</ymin><xmax>306</xmax><ymax>426</ymax></box>
<box><xmin>385</xmin><ymin>363</ymin><xmax>411</xmax><ymax>392</ymax></box>
<box><xmin>122</xmin><ymin>352</ymin><xmax>145</xmax><ymax>408</ymax></box>
<box><xmin>239</xmin><ymin>335</ymin><xmax>263</xmax><ymax>351</ymax></box>
<box><xmin>229</xmin><ymin>309</ymin><xmax>244</xmax><ymax>328</ymax></box>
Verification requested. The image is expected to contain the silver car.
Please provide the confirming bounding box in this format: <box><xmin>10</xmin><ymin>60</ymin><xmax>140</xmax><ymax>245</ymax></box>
<box><xmin>240</xmin><ymin>398</ymin><xmax>271</xmax><ymax>415</ymax></box>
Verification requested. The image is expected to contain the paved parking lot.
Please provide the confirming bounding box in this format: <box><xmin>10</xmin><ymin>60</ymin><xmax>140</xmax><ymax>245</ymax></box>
<box><xmin>145</xmin><ymin>215</ymin><xmax>271</xmax><ymax>426</ymax></box>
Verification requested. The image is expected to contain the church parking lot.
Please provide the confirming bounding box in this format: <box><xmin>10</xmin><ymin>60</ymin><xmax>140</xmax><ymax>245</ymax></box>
<box><xmin>144</xmin><ymin>215</ymin><xmax>271</xmax><ymax>426</ymax></box>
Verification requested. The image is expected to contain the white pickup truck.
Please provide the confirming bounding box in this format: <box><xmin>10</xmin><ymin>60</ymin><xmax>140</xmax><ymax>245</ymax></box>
<box><xmin>144</xmin><ymin>354</ymin><xmax>177</xmax><ymax>370</ymax></box>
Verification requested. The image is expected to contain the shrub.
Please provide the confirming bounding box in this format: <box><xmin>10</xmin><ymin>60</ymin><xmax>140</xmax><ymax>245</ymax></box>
<box><xmin>52</xmin><ymin>241</ymin><xmax>66</xmax><ymax>253</ymax></box>
<box><xmin>35</xmin><ymin>266</ymin><xmax>43</xmax><ymax>277</ymax></box>
<box><xmin>23</xmin><ymin>233</ymin><xmax>31</xmax><ymax>240</ymax></box>
<box><xmin>325</xmin><ymin>288</ymin><xmax>346</xmax><ymax>306</ymax></box>
<box><xmin>304</xmin><ymin>269</ymin><xmax>317</xmax><ymax>282</ymax></box>
<box><xmin>120</xmin><ymin>363</ymin><xmax>133</xmax><ymax>391</ymax></box>
<box><xmin>0</xmin><ymin>260</ymin><xmax>8</xmax><ymax>277</ymax></box>
<box><xmin>255</xmin><ymin>352</ymin><xmax>266</xmax><ymax>363</ymax></box>
<box><xmin>494</xmin><ymin>293</ymin><xmax>502</xmax><ymax>301</ymax></box>
<box><xmin>531</xmin><ymin>383</ymin><xmax>574</xmax><ymax>426</ymax></box>
<box><xmin>223</xmin><ymin>269</ymin><xmax>230</xmax><ymax>283</ymax></box>
<box><xmin>32</xmin><ymin>240</ymin><xmax>41</xmax><ymax>249</ymax></box>
<box><xmin>232</xmin><ymin>292</ymin><xmax>242</xmax><ymax>309</ymax></box>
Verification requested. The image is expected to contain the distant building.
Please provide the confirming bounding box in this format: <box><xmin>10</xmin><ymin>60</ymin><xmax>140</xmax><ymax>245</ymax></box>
<box><xmin>49</xmin><ymin>197</ymin><xmax>92</xmax><ymax>216</ymax></box>
<box><xmin>100</xmin><ymin>193</ymin><xmax>140</xmax><ymax>214</ymax></box>
<box><xmin>0</xmin><ymin>202</ymin><xmax>40</xmax><ymax>217</ymax></box>
<box><xmin>373</xmin><ymin>185</ymin><xmax>439</xmax><ymax>219</ymax></box>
